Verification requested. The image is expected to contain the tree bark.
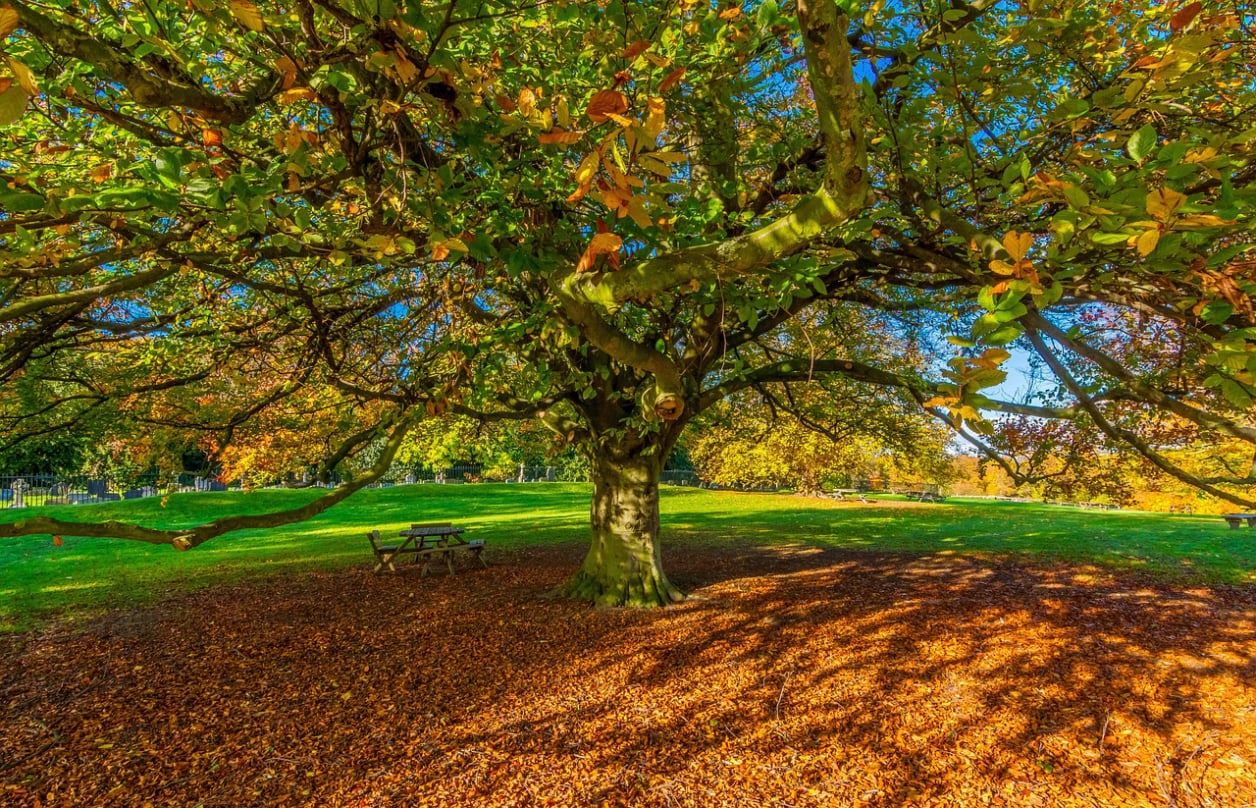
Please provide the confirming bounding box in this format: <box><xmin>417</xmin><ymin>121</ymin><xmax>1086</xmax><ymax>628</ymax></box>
<box><xmin>559</xmin><ymin>450</ymin><xmax>684</xmax><ymax>607</ymax></box>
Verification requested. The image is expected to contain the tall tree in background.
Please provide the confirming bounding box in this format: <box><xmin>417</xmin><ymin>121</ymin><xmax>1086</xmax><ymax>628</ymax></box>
<box><xmin>0</xmin><ymin>1</ymin><xmax>1253</xmax><ymax>604</ymax></box>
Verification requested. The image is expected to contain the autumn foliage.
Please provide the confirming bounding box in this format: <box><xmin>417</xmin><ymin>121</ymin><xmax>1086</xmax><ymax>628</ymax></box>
<box><xmin>3</xmin><ymin>543</ymin><xmax>1254</xmax><ymax>806</ymax></box>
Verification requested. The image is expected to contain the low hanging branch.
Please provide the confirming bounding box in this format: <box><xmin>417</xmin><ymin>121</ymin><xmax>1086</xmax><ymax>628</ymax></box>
<box><xmin>1023</xmin><ymin>327</ymin><xmax>1256</xmax><ymax>509</ymax></box>
<box><xmin>0</xmin><ymin>415</ymin><xmax>415</xmax><ymax>548</ymax></box>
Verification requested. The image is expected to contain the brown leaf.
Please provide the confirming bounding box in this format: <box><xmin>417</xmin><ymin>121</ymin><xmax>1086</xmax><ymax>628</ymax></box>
<box><xmin>620</xmin><ymin>40</ymin><xmax>650</xmax><ymax>59</ymax></box>
<box><xmin>586</xmin><ymin>89</ymin><xmax>628</xmax><ymax>123</ymax></box>
<box><xmin>658</xmin><ymin>67</ymin><xmax>686</xmax><ymax>93</ymax></box>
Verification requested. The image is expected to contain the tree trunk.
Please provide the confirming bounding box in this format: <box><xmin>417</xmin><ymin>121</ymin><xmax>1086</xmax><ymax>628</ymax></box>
<box><xmin>559</xmin><ymin>451</ymin><xmax>685</xmax><ymax>607</ymax></box>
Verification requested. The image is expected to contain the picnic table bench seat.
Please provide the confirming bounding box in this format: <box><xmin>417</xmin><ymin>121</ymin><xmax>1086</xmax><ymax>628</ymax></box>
<box><xmin>1223</xmin><ymin>513</ymin><xmax>1256</xmax><ymax>529</ymax></box>
<box><xmin>369</xmin><ymin>523</ymin><xmax>487</xmax><ymax>575</ymax></box>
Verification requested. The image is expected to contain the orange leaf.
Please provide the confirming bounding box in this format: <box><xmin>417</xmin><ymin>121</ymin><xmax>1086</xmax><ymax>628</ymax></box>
<box><xmin>517</xmin><ymin>86</ymin><xmax>537</xmax><ymax>116</ymax></box>
<box><xmin>586</xmin><ymin>89</ymin><xmax>628</xmax><ymax>123</ymax></box>
<box><xmin>621</xmin><ymin>40</ymin><xmax>650</xmax><ymax>59</ymax></box>
<box><xmin>538</xmin><ymin>128</ymin><xmax>583</xmax><ymax>145</ymax></box>
<box><xmin>276</xmin><ymin>56</ymin><xmax>297</xmax><ymax>90</ymax></box>
<box><xmin>90</xmin><ymin>164</ymin><xmax>113</xmax><ymax>183</ymax></box>
<box><xmin>430</xmin><ymin>243</ymin><xmax>450</xmax><ymax>261</ymax></box>
<box><xmin>0</xmin><ymin>76</ymin><xmax>10</xmax><ymax>94</ymax></box>
<box><xmin>1170</xmin><ymin>1</ymin><xmax>1203</xmax><ymax>32</ymax></box>
<box><xmin>202</xmin><ymin>128</ymin><xmax>223</xmax><ymax>147</ymax></box>
<box><xmin>658</xmin><ymin>67</ymin><xmax>686</xmax><ymax>93</ymax></box>
<box><xmin>576</xmin><ymin>231</ymin><xmax>623</xmax><ymax>272</ymax></box>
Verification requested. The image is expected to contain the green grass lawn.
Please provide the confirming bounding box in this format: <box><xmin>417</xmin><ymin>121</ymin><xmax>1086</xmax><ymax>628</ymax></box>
<box><xmin>1</xmin><ymin>484</ymin><xmax>1251</xmax><ymax>631</ymax></box>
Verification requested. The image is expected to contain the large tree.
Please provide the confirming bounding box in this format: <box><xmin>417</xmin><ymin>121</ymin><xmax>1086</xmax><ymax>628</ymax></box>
<box><xmin>1</xmin><ymin>0</ymin><xmax>1253</xmax><ymax>604</ymax></box>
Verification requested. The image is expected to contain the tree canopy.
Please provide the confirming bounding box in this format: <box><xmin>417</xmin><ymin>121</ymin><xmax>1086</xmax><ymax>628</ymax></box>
<box><xmin>1</xmin><ymin>0</ymin><xmax>1253</xmax><ymax>604</ymax></box>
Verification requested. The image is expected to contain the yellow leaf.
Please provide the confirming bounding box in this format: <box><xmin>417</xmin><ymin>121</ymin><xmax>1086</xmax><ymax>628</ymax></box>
<box><xmin>89</xmin><ymin>164</ymin><xmax>113</xmax><ymax>183</ymax></box>
<box><xmin>604</xmin><ymin>112</ymin><xmax>635</xmax><ymax>128</ymax></box>
<box><xmin>1001</xmin><ymin>230</ymin><xmax>1033</xmax><ymax>261</ymax></box>
<box><xmin>626</xmin><ymin>196</ymin><xmax>652</xmax><ymax>229</ymax></box>
<box><xmin>638</xmin><ymin>156</ymin><xmax>671</xmax><ymax>177</ymax></box>
<box><xmin>982</xmin><ymin>348</ymin><xmax>1011</xmax><ymax>364</ymax></box>
<box><xmin>443</xmin><ymin>237</ymin><xmax>469</xmax><ymax>253</ymax></box>
<box><xmin>0</xmin><ymin>6</ymin><xmax>16</xmax><ymax>39</ymax></box>
<box><xmin>0</xmin><ymin>82</ymin><xmax>27</xmax><ymax>125</ymax></box>
<box><xmin>989</xmin><ymin>259</ymin><xmax>1017</xmax><ymax>276</ymax></box>
<box><xmin>278</xmin><ymin>87</ymin><xmax>317</xmax><ymax>105</ymax></box>
<box><xmin>6</xmin><ymin>57</ymin><xmax>36</xmax><ymax>95</ymax></box>
<box><xmin>556</xmin><ymin>96</ymin><xmax>570</xmax><ymax>128</ymax></box>
<box><xmin>574</xmin><ymin>152</ymin><xmax>599</xmax><ymax>185</ymax></box>
<box><xmin>1176</xmin><ymin>214</ymin><xmax>1233</xmax><ymax>228</ymax></box>
<box><xmin>229</xmin><ymin>0</ymin><xmax>265</xmax><ymax>32</ymax></box>
<box><xmin>642</xmin><ymin>150</ymin><xmax>684</xmax><ymax>163</ymax></box>
<box><xmin>393</xmin><ymin>52</ymin><xmax>418</xmax><ymax>84</ymax></box>
<box><xmin>1136</xmin><ymin>228</ymin><xmax>1159</xmax><ymax>256</ymax></box>
<box><xmin>1146</xmin><ymin>187</ymin><xmax>1186</xmax><ymax>220</ymax></box>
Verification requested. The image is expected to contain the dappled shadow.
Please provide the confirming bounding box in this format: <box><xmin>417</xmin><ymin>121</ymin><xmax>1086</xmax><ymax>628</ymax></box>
<box><xmin>2</xmin><ymin>543</ymin><xmax>1254</xmax><ymax>806</ymax></box>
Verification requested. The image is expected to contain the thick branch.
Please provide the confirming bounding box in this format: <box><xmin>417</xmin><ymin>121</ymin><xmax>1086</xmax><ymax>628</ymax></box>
<box><xmin>0</xmin><ymin>415</ymin><xmax>414</xmax><ymax>547</ymax></box>
<box><xmin>10</xmin><ymin>1</ymin><xmax>267</xmax><ymax>123</ymax></box>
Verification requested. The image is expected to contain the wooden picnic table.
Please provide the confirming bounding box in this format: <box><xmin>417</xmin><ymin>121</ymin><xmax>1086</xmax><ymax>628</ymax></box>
<box><xmin>1222</xmin><ymin>513</ymin><xmax>1256</xmax><ymax>529</ymax></box>
<box><xmin>369</xmin><ymin>523</ymin><xmax>486</xmax><ymax>576</ymax></box>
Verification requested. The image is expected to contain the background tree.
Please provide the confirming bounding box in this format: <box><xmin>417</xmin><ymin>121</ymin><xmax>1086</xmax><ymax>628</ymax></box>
<box><xmin>0</xmin><ymin>1</ymin><xmax>1253</xmax><ymax>604</ymax></box>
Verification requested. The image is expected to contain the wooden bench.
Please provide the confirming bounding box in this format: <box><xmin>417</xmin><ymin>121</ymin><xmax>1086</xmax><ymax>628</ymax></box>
<box><xmin>368</xmin><ymin>529</ymin><xmax>423</xmax><ymax>574</ymax></box>
<box><xmin>1223</xmin><ymin>513</ymin><xmax>1256</xmax><ymax>529</ymax></box>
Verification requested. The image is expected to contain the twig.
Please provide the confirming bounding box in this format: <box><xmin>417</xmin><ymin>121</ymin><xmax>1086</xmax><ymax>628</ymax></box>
<box><xmin>774</xmin><ymin>667</ymin><xmax>794</xmax><ymax>720</ymax></box>
<box><xmin>1098</xmin><ymin>711</ymin><xmax>1111</xmax><ymax>751</ymax></box>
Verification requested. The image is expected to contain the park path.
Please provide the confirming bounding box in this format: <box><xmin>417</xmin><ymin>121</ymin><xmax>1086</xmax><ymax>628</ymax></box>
<box><xmin>2</xmin><ymin>542</ymin><xmax>1255</xmax><ymax>807</ymax></box>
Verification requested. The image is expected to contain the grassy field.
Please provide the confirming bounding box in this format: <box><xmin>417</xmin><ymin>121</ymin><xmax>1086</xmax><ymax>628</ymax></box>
<box><xmin>0</xmin><ymin>484</ymin><xmax>1251</xmax><ymax>631</ymax></box>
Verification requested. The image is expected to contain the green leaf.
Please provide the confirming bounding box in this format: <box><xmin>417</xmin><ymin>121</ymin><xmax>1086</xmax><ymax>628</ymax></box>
<box><xmin>1126</xmin><ymin>125</ymin><xmax>1157</xmax><ymax>163</ymax></box>
<box><xmin>0</xmin><ymin>192</ymin><xmax>45</xmax><ymax>212</ymax></box>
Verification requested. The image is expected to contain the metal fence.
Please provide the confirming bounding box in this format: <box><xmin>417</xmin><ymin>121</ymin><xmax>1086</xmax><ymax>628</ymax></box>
<box><xmin>0</xmin><ymin>473</ymin><xmax>242</xmax><ymax>509</ymax></box>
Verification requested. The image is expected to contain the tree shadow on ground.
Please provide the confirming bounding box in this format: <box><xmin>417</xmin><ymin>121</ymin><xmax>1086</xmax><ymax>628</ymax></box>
<box><xmin>1</xmin><ymin>542</ymin><xmax>1254</xmax><ymax>807</ymax></box>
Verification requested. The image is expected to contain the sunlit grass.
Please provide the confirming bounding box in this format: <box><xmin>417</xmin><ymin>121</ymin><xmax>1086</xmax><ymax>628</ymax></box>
<box><xmin>0</xmin><ymin>484</ymin><xmax>1251</xmax><ymax>631</ymax></box>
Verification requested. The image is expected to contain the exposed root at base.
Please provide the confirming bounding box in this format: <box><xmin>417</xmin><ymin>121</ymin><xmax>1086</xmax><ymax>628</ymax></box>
<box><xmin>556</xmin><ymin>570</ymin><xmax>686</xmax><ymax>608</ymax></box>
